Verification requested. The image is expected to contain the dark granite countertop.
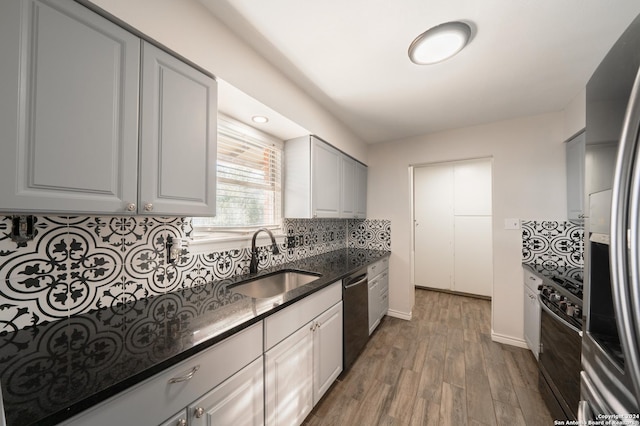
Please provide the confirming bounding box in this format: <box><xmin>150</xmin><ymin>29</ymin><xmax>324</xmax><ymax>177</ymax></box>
<box><xmin>0</xmin><ymin>248</ymin><xmax>390</xmax><ymax>426</ymax></box>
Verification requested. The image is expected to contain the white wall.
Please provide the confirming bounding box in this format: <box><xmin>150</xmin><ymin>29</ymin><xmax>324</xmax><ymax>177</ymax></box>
<box><xmin>367</xmin><ymin>112</ymin><xmax>567</xmax><ymax>345</ymax></box>
<box><xmin>86</xmin><ymin>0</ymin><xmax>367</xmax><ymax>162</ymax></box>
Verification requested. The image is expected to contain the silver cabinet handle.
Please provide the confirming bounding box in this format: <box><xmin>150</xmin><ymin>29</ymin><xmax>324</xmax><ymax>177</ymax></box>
<box><xmin>168</xmin><ymin>365</ymin><xmax>200</xmax><ymax>384</ymax></box>
<box><xmin>144</xmin><ymin>203</ymin><xmax>153</xmax><ymax>212</ymax></box>
<box><xmin>126</xmin><ymin>203</ymin><xmax>136</xmax><ymax>212</ymax></box>
<box><xmin>194</xmin><ymin>407</ymin><xmax>205</xmax><ymax>418</ymax></box>
<box><xmin>177</xmin><ymin>419</ymin><xmax>187</xmax><ymax>426</ymax></box>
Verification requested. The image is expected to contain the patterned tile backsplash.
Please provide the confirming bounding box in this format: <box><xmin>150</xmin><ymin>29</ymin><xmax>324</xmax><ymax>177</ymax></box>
<box><xmin>0</xmin><ymin>216</ymin><xmax>390</xmax><ymax>331</ymax></box>
<box><xmin>521</xmin><ymin>220</ymin><xmax>584</xmax><ymax>269</ymax></box>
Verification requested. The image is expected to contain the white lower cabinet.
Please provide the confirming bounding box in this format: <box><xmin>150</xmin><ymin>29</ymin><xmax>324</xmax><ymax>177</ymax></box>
<box><xmin>265</xmin><ymin>282</ymin><xmax>343</xmax><ymax>426</ymax></box>
<box><xmin>523</xmin><ymin>284</ymin><xmax>541</xmax><ymax>360</ymax></box>
<box><xmin>265</xmin><ymin>323</ymin><xmax>314</xmax><ymax>426</ymax></box>
<box><xmin>368</xmin><ymin>257</ymin><xmax>389</xmax><ymax>335</ymax></box>
<box><xmin>61</xmin><ymin>322</ymin><xmax>263</xmax><ymax>426</ymax></box>
<box><xmin>368</xmin><ymin>276</ymin><xmax>381</xmax><ymax>335</ymax></box>
<box><xmin>189</xmin><ymin>357</ymin><xmax>264</xmax><ymax>426</ymax></box>
<box><xmin>313</xmin><ymin>302</ymin><xmax>343</xmax><ymax>404</ymax></box>
<box><xmin>523</xmin><ymin>268</ymin><xmax>542</xmax><ymax>360</ymax></box>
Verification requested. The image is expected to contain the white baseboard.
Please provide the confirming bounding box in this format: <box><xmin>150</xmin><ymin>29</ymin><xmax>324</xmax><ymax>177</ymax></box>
<box><xmin>386</xmin><ymin>308</ymin><xmax>412</xmax><ymax>321</ymax></box>
<box><xmin>491</xmin><ymin>331</ymin><xmax>528</xmax><ymax>349</ymax></box>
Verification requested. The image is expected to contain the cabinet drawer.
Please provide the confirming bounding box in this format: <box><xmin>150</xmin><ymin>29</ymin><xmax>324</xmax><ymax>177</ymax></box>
<box><xmin>63</xmin><ymin>322</ymin><xmax>263</xmax><ymax>426</ymax></box>
<box><xmin>368</xmin><ymin>257</ymin><xmax>389</xmax><ymax>279</ymax></box>
<box><xmin>523</xmin><ymin>269</ymin><xmax>542</xmax><ymax>291</ymax></box>
<box><xmin>265</xmin><ymin>282</ymin><xmax>341</xmax><ymax>350</ymax></box>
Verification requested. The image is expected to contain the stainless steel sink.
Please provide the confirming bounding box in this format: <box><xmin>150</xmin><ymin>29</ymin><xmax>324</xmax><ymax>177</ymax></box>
<box><xmin>230</xmin><ymin>271</ymin><xmax>320</xmax><ymax>298</ymax></box>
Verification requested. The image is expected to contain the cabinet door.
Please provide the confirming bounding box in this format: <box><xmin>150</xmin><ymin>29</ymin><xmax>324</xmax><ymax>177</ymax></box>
<box><xmin>160</xmin><ymin>410</ymin><xmax>188</xmax><ymax>426</ymax></box>
<box><xmin>140</xmin><ymin>41</ymin><xmax>217</xmax><ymax>216</ymax></box>
<box><xmin>0</xmin><ymin>0</ymin><xmax>140</xmax><ymax>214</ymax></box>
<box><xmin>265</xmin><ymin>323</ymin><xmax>313</xmax><ymax>426</ymax></box>
<box><xmin>566</xmin><ymin>131</ymin><xmax>585</xmax><ymax>220</ymax></box>
<box><xmin>379</xmin><ymin>269</ymin><xmax>389</xmax><ymax>320</ymax></box>
<box><xmin>341</xmin><ymin>156</ymin><xmax>356</xmax><ymax>217</ymax></box>
<box><xmin>311</xmin><ymin>138</ymin><xmax>341</xmax><ymax>218</ymax></box>
<box><xmin>368</xmin><ymin>276</ymin><xmax>380</xmax><ymax>335</ymax></box>
<box><xmin>380</xmin><ymin>290</ymin><xmax>389</xmax><ymax>321</ymax></box>
<box><xmin>355</xmin><ymin>162</ymin><xmax>368</xmax><ymax>218</ymax></box>
<box><xmin>189</xmin><ymin>357</ymin><xmax>264</xmax><ymax>426</ymax></box>
<box><xmin>523</xmin><ymin>285</ymin><xmax>541</xmax><ymax>360</ymax></box>
<box><xmin>313</xmin><ymin>302</ymin><xmax>343</xmax><ymax>405</ymax></box>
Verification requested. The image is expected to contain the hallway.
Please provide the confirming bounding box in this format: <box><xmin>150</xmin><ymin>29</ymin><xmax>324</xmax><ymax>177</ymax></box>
<box><xmin>304</xmin><ymin>289</ymin><xmax>552</xmax><ymax>425</ymax></box>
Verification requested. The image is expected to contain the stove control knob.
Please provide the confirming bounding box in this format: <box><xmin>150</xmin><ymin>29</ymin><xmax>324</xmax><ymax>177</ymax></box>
<box><xmin>566</xmin><ymin>304</ymin><xmax>575</xmax><ymax>316</ymax></box>
<box><xmin>550</xmin><ymin>293</ymin><xmax>561</xmax><ymax>302</ymax></box>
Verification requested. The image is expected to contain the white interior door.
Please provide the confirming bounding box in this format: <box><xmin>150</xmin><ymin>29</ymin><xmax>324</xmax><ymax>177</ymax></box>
<box><xmin>454</xmin><ymin>159</ymin><xmax>492</xmax><ymax>215</ymax></box>
<box><xmin>413</xmin><ymin>158</ymin><xmax>493</xmax><ymax>297</ymax></box>
<box><xmin>413</xmin><ymin>164</ymin><xmax>454</xmax><ymax>290</ymax></box>
<box><xmin>453</xmin><ymin>216</ymin><xmax>493</xmax><ymax>297</ymax></box>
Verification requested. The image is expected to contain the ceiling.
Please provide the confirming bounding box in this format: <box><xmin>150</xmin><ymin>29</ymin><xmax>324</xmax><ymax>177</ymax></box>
<box><xmin>202</xmin><ymin>0</ymin><xmax>640</xmax><ymax>144</ymax></box>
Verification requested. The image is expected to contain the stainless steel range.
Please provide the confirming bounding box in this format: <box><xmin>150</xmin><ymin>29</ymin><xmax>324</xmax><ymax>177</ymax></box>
<box><xmin>538</xmin><ymin>273</ymin><xmax>584</xmax><ymax>420</ymax></box>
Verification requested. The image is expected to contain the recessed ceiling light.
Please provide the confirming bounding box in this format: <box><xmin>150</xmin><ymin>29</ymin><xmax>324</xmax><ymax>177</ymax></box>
<box><xmin>408</xmin><ymin>21</ymin><xmax>472</xmax><ymax>65</ymax></box>
<box><xmin>252</xmin><ymin>115</ymin><xmax>269</xmax><ymax>124</ymax></box>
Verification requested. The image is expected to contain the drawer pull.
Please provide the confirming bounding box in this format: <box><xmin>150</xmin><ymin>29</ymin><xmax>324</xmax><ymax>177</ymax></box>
<box><xmin>168</xmin><ymin>365</ymin><xmax>200</xmax><ymax>384</ymax></box>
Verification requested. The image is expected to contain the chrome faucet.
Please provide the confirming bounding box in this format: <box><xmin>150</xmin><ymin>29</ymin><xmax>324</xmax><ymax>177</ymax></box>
<box><xmin>249</xmin><ymin>228</ymin><xmax>280</xmax><ymax>274</ymax></box>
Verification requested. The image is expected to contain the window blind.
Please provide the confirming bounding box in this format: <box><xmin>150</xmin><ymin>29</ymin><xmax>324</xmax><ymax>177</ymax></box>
<box><xmin>193</xmin><ymin>115</ymin><xmax>283</xmax><ymax>228</ymax></box>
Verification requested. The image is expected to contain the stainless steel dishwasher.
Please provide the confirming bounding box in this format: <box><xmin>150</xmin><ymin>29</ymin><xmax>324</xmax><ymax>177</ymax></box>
<box><xmin>343</xmin><ymin>267</ymin><xmax>369</xmax><ymax>371</ymax></box>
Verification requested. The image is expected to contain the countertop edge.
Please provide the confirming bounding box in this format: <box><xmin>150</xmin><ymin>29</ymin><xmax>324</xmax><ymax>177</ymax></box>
<box><xmin>42</xmin><ymin>249</ymin><xmax>391</xmax><ymax>425</ymax></box>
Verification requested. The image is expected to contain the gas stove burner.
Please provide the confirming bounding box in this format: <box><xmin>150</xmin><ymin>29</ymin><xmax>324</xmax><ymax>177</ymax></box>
<box><xmin>550</xmin><ymin>275</ymin><xmax>583</xmax><ymax>299</ymax></box>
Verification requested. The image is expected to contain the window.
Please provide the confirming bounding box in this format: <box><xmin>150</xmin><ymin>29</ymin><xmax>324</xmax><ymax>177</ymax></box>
<box><xmin>192</xmin><ymin>115</ymin><xmax>283</xmax><ymax>230</ymax></box>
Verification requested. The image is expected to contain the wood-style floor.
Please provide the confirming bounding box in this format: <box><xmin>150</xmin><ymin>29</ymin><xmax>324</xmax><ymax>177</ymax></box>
<box><xmin>304</xmin><ymin>288</ymin><xmax>553</xmax><ymax>426</ymax></box>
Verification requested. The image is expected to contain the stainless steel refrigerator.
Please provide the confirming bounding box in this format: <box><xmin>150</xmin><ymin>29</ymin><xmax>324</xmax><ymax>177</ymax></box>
<box><xmin>581</xmin><ymin>12</ymin><xmax>640</xmax><ymax>421</ymax></box>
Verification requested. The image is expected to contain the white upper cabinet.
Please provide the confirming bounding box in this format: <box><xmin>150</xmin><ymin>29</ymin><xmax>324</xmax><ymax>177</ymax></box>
<box><xmin>340</xmin><ymin>156</ymin><xmax>356</xmax><ymax>217</ymax></box>
<box><xmin>0</xmin><ymin>0</ymin><xmax>217</xmax><ymax>216</ymax></box>
<box><xmin>355</xmin><ymin>161</ymin><xmax>367</xmax><ymax>218</ymax></box>
<box><xmin>140</xmin><ymin>42</ymin><xmax>217</xmax><ymax>216</ymax></box>
<box><xmin>312</xmin><ymin>138</ymin><xmax>342</xmax><ymax>218</ymax></box>
<box><xmin>566</xmin><ymin>131</ymin><xmax>586</xmax><ymax>221</ymax></box>
<box><xmin>284</xmin><ymin>135</ymin><xmax>367</xmax><ymax>218</ymax></box>
<box><xmin>0</xmin><ymin>0</ymin><xmax>140</xmax><ymax>214</ymax></box>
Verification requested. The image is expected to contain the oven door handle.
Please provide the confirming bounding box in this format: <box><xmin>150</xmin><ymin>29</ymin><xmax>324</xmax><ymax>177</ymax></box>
<box><xmin>538</xmin><ymin>294</ymin><xmax>583</xmax><ymax>336</ymax></box>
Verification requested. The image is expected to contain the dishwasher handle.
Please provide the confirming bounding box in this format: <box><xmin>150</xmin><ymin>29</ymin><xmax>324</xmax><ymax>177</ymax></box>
<box><xmin>344</xmin><ymin>273</ymin><xmax>367</xmax><ymax>289</ymax></box>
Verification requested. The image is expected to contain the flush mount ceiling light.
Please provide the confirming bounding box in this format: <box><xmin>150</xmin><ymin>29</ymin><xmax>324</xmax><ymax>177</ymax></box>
<box><xmin>251</xmin><ymin>115</ymin><xmax>269</xmax><ymax>124</ymax></box>
<box><xmin>408</xmin><ymin>21</ymin><xmax>472</xmax><ymax>65</ymax></box>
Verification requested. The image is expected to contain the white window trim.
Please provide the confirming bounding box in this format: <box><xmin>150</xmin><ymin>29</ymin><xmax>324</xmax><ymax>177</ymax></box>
<box><xmin>189</xmin><ymin>113</ymin><xmax>285</xmax><ymax>253</ymax></box>
<box><xmin>187</xmin><ymin>228</ymin><xmax>287</xmax><ymax>254</ymax></box>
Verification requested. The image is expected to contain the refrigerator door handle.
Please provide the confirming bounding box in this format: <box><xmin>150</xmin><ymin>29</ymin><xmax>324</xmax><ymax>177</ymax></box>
<box><xmin>578</xmin><ymin>400</ymin><xmax>591</xmax><ymax>423</ymax></box>
<box><xmin>611</xmin><ymin>62</ymin><xmax>640</xmax><ymax>409</ymax></box>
